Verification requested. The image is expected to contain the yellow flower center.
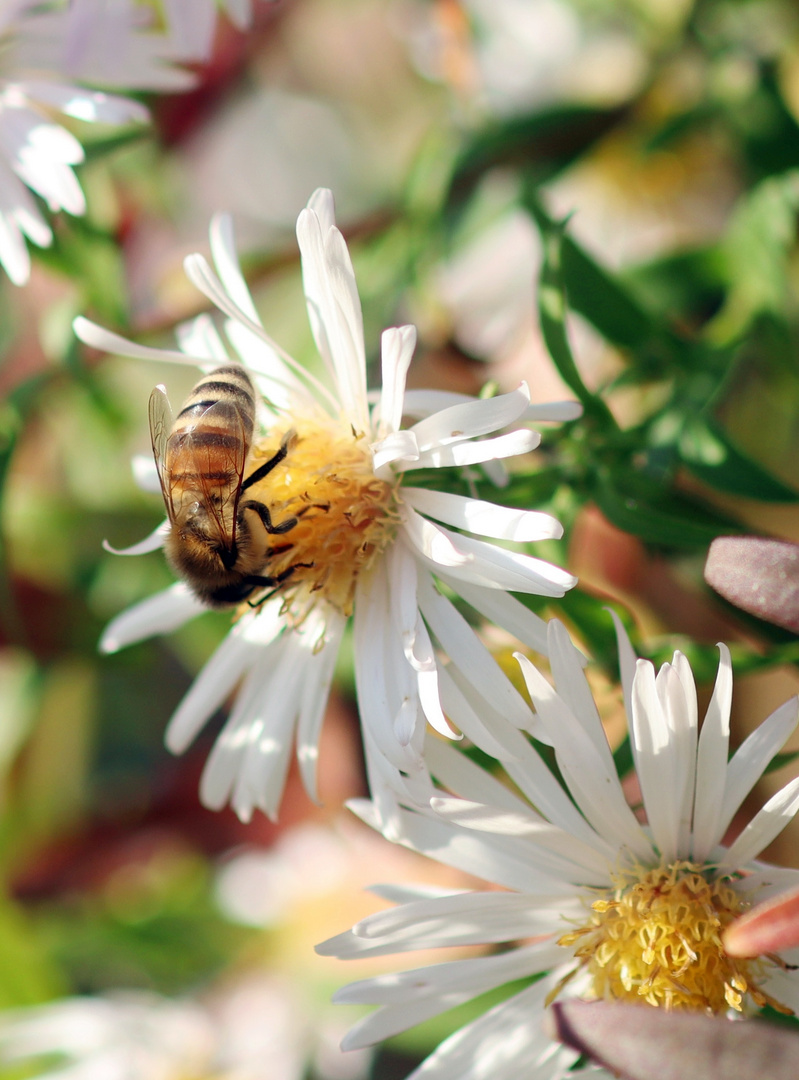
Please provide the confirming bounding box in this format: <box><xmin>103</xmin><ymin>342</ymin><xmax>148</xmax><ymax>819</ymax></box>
<box><xmin>558</xmin><ymin>862</ymin><xmax>791</xmax><ymax>1014</ymax></box>
<box><xmin>243</xmin><ymin>413</ymin><xmax>399</xmax><ymax>620</ymax></box>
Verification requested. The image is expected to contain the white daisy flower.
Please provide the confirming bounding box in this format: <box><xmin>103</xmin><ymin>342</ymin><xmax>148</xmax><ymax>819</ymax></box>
<box><xmin>318</xmin><ymin>617</ymin><xmax>799</xmax><ymax>1080</ymax></box>
<box><xmin>74</xmin><ymin>187</ymin><xmax>580</xmax><ymax>824</ymax></box>
<box><xmin>0</xmin><ymin>0</ymin><xmax>198</xmax><ymax>286</ymax></box>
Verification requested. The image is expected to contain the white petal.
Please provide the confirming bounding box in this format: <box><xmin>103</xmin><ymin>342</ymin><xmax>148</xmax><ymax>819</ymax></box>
<box><xmin>296</xmin><ymin>611</ymin><xmax>347</xmax><ymax>802</ymax></box>
<box><xmin>376</xmin><ymin>325</ymin><xmax>416</xmax><ymax>436</ymax></box>
<box><xmin>437</xmin><ymin>664</ymin><xmax>529</xmax><ymax>761</ymax></box>
<box><xmin>336</xmin><ymin>942</ymin><xmax>562</xmax><ymax>1051</ymax></box>
<box><xmin>631</xmin><ymin>660</ymin><xmax>681</xmax><ymax>861</ymax></box>
<box><xmin>408</xmin><ymin>525</ymin><xmax>575</xmax><ymax>596</ymax></box>
<box><xmin>409</xmin><ymin>384</ymin><xmax>532</xmax><ymax>452</ymax></box>
<box><xmin>317</xmin><ymin>895</ymin><xmax>569</xmax><ymax>957</ymax></box>
<box><xmin>547</xmin><ymin>620</ymin><xmax>609</xmax><ymax>763</ymax></box>
<box><xmin>431</xmin><ymin>797</ymin><xmax>613</xmax><ymax>880</ymax></box>
<box><xmin>719</xmin><ymin>776</ymin><xmax>799</xmax><ymax>869</ymax></box>
<box><xmin>175</xmin><ymin>313</ymin><xmax>230</xmax><ymax>364</ymax></box>
<box><xmin>401</xmin><ymin>506</ymin><xmax>473</xmax><ymax>567</ymax></box>
<box><xmin>403</xmin><ymin>487</ymin><xmax>563</xmax><ymax>542</ymax></box>
<box><xmin>609</xmin><ymin>609</ymin><xmax>636</xmax><ymax>722</ymax></box>
<box><xmin>99</xmin><ymin>584</ymin><xmax>205</xmax><ymax>653</ymax></box>
<box><xmin>400</xmin><ymin>977</ymin><xmax>570</xmax><ymax>1080</ymax></box>
<box><xmin>102</xmin><ymin>520</ymin><xmax>168</xmax><ymax>556</ymax></box>
<box><xmin>404</xmin><ymin>428</ymin><xmax>539</xmax><ymax>471</ymax></box>
<box><xmin>716</xmin><ymin>697</ymin><xmax>799</xmax><ymax>844</ymax></box>
<box><xmin>416</xmin><ymin>574</ymin><xmax>532</xmax><ymax>729</ymax></box>
<box><xmin>372</xmin><ymin>430</ymin><xmax>419</xmax><ymax>472</ymax></box>
<box><xmin>164</xmin><ymin>604</ymin><xmax>284</xmax><ymax>753</ymax></box>
<box><xmin>447</xmin><ymin>578</ymin><xmax>549</xmax><ymax>655</ymax></box>
<box><xmin>691</xmin><ymin>645</ymin><xmax>733</xmax><ymax>862</ymax></box>
<box><xmin>349</xmin><ymin>797</ymin><xmax>571</xmax><ymax>895</ymax></box>
<box><xmin>209</xmin><ymin>213</ymin><xmax>261</xmax><ymax>323</ymax></box>
<box><xmin>73</xmin><ymin>316</ymin><xmax>204</xmax><ymax>367</ymax></box>
<box><xmin>518</xmin><ymin>653</ymin><xmax>651</xmax><ymax>860</ymax></box>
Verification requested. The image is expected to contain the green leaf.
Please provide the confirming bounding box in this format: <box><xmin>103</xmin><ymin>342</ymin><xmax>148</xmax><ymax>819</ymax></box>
<box><xmin>524</xmin><ymin>188</ymin><xmax>689</xmax><ymax>369</ymax></box>
<box><xmin>536</xmin><ymin>217</ymin><xmax>617</xmax><ymax>428</ymax></box>
<box><xmin>447</xmin><ymin>105</ymin><xmax>626</xmax><ymax>216</ymax></box>
<box><xmin>679</xmin><ymin>415</ymin><xmax>799</xmax><ymax>501</ymax></box>
<box><xmin>591</xmin><ymin>472</ymin><xmax>739</xmax><ymax>548</ymax></box>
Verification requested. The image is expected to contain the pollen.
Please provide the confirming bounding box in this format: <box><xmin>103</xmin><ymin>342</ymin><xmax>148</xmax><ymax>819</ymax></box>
<box><xmin>244</xmin><ymin>414</ymin><xmax>399</xmax><ymax>620</ymax></box>
<box><xmin>560</xmin><ymin>861</ymin><xmax>791</xmax><ymax>1015</ymax></box>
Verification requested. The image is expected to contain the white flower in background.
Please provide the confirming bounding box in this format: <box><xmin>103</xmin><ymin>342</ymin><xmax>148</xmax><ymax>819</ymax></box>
<box><xmin>75</xmin><ymin>187</ymin><xmax>580</xmax><ymax>824</ymax></box>
<box><xmin>399</xmin><ymin>0</ymin><xmax>644</xmax><ymax>115</ymax></box>
<box><xmin>0</xmin><ymin>978</ymin><xmax>372</xmax><ymax>1080</ymax></box>
<box><xmin>0</xmin><ymin>993</ymin><xmax>213</xmax><ymax>1080</ymax></box>
<box><xmin>0</xmin><ymin>0</ymin><xmax>200</xmax><ymax>286</ymax></box>
<box><xmin>318</xmin><ymin>618</ymin><xmax>799</xmax><ymax>1080</ymax></box>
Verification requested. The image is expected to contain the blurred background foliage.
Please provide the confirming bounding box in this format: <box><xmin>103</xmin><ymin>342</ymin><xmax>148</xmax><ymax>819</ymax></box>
<box><xmin>3</xmin><ymin>0</ymin><xmax>799</xmax><ymax>1074</ymax></box>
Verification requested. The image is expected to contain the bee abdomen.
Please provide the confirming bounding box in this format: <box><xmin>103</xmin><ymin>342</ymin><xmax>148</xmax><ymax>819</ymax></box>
<box><xmin>176</xmin><ymin>365</ymin><xmax>256</xmax><ymax>432</ymax></box>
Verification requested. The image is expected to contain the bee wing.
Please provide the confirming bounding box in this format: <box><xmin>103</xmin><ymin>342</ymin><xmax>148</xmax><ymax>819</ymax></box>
<box><xmin>148</xmin><ymin>384</ymin><xmax>176</xmax><ymax>522</ymax></box>
<box><xmin>180</xmin><ymin>397</ymin><xmax>249</xmax><ymax>544</ymax></box>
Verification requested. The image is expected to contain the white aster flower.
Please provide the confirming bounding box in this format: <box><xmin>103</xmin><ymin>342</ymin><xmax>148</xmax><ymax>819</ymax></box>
<box><xmin>74</xmin><ymin>187</ymin><xmax>580</xmax><ymax>824</ymax></box>
<box><xmin>0</xmin><ymin>977</ymin><xmax>371</xmax><ymax>1080</ymax></box>
<box><xmin>0</xmin><ymin>0</ymin><xmax>198</xmax><ymax>285</ymax></box>
<box><xmin>318</xmin><ymin>617</ymin><xmax>799</xmax><ymax>1080</ymax></box>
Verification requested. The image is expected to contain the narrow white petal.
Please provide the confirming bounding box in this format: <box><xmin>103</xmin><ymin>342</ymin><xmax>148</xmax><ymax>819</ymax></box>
<box><xmin>164</xmin><ymin>634</ymin><xmax>262</xmax><ymax>756</ymax></box>
<box><xmin>431</xmin><ymin>797</ymin><xmax>613</xmax><ymax>880</ymax></box>
<box><xmin>417</xmin><ymin>574</ymin><xmax>532</xmax><ymax>728</ymax></box>
<box><xmin>403</xmin><ymin>487</ymin><xmax>563</xmax><ymax>542</ymax></box>
<box><xmin>99</xmin><ymin>584</ymin><xmax>204</xmax><ymax>653</ymax></box>
<box><xmin>372</xmin><ymin>430</ymin><xmax>420</xmax><ymax>472</ymax></box>
<box><xmin>547</xmin><ymin>620</ymin><xmax>610</xmax><ymax>764</ymax></box>
<box><xmin>337</xmin><ymin>943</ymin><xmax>562</xmax><ymax>1051</ymax></box>
<box><xmin>437</xmin><ymin>665</ymin><xmax>528</xmax><ymax>760</ymax></box>
<box><xmin>447</xmin><ymin>578</ymin><xmax>549</xmax><ymax>655</ymax></box>
<box><xmin>400</xmin><ymin>977</ymin><xmax>570</xmax><ymax>1080</ymax></box>
<box><xmin>102</xmin><ymin>520</ymin><xmax>168</xmax><ymax>556</ymax></box>
<box><xmin>73</xmin><ymin>317</ymin><xmax>203</xmax><ymax>367</ymax></box>
<box><xmin>401</xmin><ymin>506</ymin><xmax>473</xmax><ymax>568</ymax></box>
<box><xmin>349</xmin><ymin>797</ymin><xmax>571</xmax><ymax>895</ymax></box>
<box><xmin>609</xmin><ymin>609</ymin><xmax>637</xmax><ymax>722</ymax></box>
<box><xmin>719</xmin><ymin>777</ymin><xmax>799</xmax><ymax>869</ymax></box>
<box><xmin>422</xmin><ymin>736</ymin><xmax>534</xmax><ymax>814</ymax></box>
<box><xmin>405</xmin><ymin>428</ymin><xmax>539</xmax><ymax>471</ymax></box>
<box><xmin>317</xmin><ymin>895</ymin><xmax>570</xmax><ymax>957</ymax></box>
<box><xmin>518</xmin><ymin>654</ymin><xmax>651</xmax><ymax>859</ymax></box>
<box><xmin>411</xmin><ymin>619</ymin><xmax>460</xmax><ymax>740</ymax></box>
<box><xmin>175</xmin><ymin>313</ymin><xmax>230</xmax><ymax>364</ymax></box>
<box><xmin>376</xmin><ymin>325</ymin><xmax>416</xmax><ymax>435</ymax></box>
<box><xmin>164</xmin><ymin>605</ymin><xmax>284</xmax><ymax>753</ymax></box>
<box><xmin>670</xmin><ymin>651</ymin><xmax>698</xmax><ymax>853</ymax></box>
<box><xmin>407</xmin><ymin>526</ymin><xmax>575</xmax><ymax>596</ymax></box>
<box><xmin>631</xmin><ymin>660</ymin><xmax>681</xmax><ymax>861</ymax></box>
<box><xmin>691</xmin><ymin>645</ymin><xmax>733</xmax><ymax>862</ymax></box>
<box><xmin>409</xmin><ymin>384</ymin><xmax>532</xmax><ymax>452</ymax></box>
<box><xmin>209</xmin><ymin>213</ymin><xmax>261</xmax><ymax>323</ymax></box>
<box><xmin>296</xmin><ymin>611</ymin><xmax>347</xmax><ymax>802</ymax></box>
<box><xmin>716</xmin><ymin>697</ymin><xmax>799</xmax><ymax>845</ymax></box>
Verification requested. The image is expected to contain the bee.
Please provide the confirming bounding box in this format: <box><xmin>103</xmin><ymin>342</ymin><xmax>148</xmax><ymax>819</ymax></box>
<box><xmin>149</xmin><ymin>363</ymin><xmax>299</xmax><ymax>607</ymax></box>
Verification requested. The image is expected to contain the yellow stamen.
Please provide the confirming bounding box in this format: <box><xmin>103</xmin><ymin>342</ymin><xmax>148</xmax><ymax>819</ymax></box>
<box><xmin>560</xmin><ymin>861</ymin><xmax>792</xmax><ymax>1015</ymax></box>
<box><xmin>243</xmin><ymin>414</ymin><xmax>399</xmax><ymax>621</ymax></box>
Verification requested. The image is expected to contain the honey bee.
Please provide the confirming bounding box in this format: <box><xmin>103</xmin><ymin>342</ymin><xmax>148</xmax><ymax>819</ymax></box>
<box><xmin>149</xmin><ymin>363</ymin><xmax>298</xmax><ymax>607</ymax></box>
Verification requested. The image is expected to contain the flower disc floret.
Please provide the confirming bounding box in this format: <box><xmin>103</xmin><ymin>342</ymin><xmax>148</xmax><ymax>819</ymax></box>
<box><xmin>247</xmin><ymin>416</ymin><xmax>399</xmax><ymax>620</ymax></box>
<box><xmin>561</xmin><ymin>861</ymin><xmax>770</xmax><ymax>1013</ymax></box>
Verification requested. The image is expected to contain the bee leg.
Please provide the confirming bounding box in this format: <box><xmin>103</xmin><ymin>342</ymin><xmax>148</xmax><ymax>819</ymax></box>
<box><xmin>246</xmin><ymin>561</ymin><xmax>314</xmax><ymax>609</ymax></box>
<box><xmin>241</xmin><ymin>429</ymin><xmax>296</xmax><ymax>492</ymax></box>
<box><xmin>240</xmin><ymin>499</ymin><xmax>298</xmax><ymax>535</ymax></box>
